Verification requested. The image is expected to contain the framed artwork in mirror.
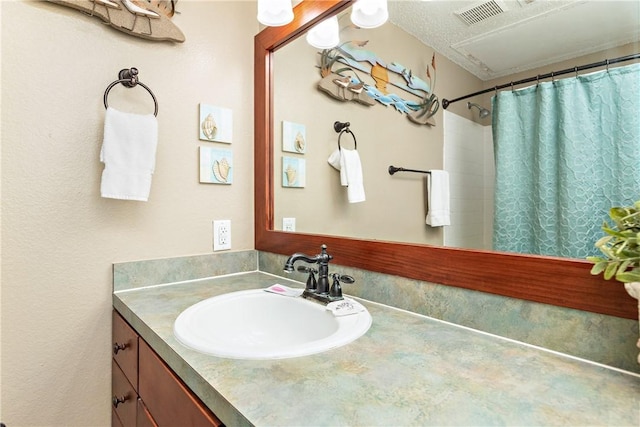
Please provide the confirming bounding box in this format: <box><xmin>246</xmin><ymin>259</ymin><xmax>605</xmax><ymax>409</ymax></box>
<box><xmin>282</xmin><ymin>121</ymin><xmax>306</xmax><ymax>153</ymax></box>
<box><xmin>282</xmin><ymin>156</ymin><xmax>306</xmax><ymax>188</ymax></box>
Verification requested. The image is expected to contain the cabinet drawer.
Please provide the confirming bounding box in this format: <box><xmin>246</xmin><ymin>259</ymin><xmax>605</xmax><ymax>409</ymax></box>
<box><xmin>113</xmin><ymin>311</ymin><xmax>139</xmax><ymax>390</ymax></box>
<box><xmin>139</xmin><ymin>340</ymin><xmax>223</xmax><ymax>427</ymax></box>
<box><xmin>112</xmin><ymin>408</ymin><xmax>124</xmax><ymax>427</ymax></box>
<box><xmin>137</xmin><ymin>398</ymin><xmax>158</xmax><ymax>427</ymax></box>
<box><xmin>112</xmin><ymin>359</ymin><xmax>137</xmax><ymax>427</ymax></box>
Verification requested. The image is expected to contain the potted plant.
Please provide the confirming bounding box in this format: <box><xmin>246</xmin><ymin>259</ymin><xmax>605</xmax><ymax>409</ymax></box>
<box><xmin>588</xmin><ymin>199</ymin><xmax>640</xmax><ymax>364</ymax></box>
<box><xmin>588</xmin><ymin>200</ymin><xmax>640</xmax><ymax>282</ymax></box>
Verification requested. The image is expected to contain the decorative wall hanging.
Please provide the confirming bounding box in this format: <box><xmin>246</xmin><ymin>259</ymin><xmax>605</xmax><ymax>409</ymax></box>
<box><xmin>199</xmin><ymin>104</ymin><xmax>233</xmax><ymax>143</ymax></box>
<box><xmin>282</xmin><ymin>156</ymin><xmax>306</xmax><ymax>188</ymax></box>
<box><xmin>316</xmin><ymin>41</ymin><xmax>439</xmax><ymax>126</ymax></box>
<box><xmin>282</xmin><ymin>121</ymin><xmax>306</xmax><ymax>153</ymax></box>
<box><xmin>46</xmin><ymin>0</ymin><xmax>185</xmax><ymax>43</ymax></box>
<box><xmin>199</xmin><ymin>147</ymin><xmax>233</xmax><ymax>184</ymax></box>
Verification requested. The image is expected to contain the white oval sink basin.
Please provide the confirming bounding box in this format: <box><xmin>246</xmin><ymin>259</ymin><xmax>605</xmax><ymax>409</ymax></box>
<box><xmin>173</xmin><ymin>289</ymin><xmax>372</xmax><ymax>360</ymax></box>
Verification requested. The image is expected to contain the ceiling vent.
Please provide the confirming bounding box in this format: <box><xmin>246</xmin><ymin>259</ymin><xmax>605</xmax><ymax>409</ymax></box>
<box><xmin>455</xmin><ymin>0</ymin><xmax>508</xmax><ymax>26</ymax></box>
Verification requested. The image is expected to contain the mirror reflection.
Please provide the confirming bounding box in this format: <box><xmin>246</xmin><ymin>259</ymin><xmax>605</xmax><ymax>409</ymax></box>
<box><xmin>273</xmin><ymin>0</ymin><xmax>640</xmax><ymax>259</ymax></box>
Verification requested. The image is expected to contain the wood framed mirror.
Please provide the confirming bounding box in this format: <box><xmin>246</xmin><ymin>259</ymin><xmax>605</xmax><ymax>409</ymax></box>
<box><xmin>254</xmin><ymin>0</ymin><xmax>635</xmax><ymax>319</ymax></box>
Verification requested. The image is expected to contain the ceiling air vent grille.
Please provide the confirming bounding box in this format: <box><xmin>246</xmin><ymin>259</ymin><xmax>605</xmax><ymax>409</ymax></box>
<box><xmin>455</xmin><ymin>0</ymin><xmax>507</xmax><ymax>26</ymax></box>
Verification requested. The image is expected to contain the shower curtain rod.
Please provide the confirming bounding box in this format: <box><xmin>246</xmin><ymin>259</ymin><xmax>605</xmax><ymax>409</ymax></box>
<box><xmin>441</xmin><ymin>53</ymin><xmax>640</xmax><ymax>109</ymax></box>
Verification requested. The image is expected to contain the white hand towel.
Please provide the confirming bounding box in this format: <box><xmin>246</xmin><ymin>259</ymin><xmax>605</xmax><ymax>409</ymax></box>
<box><xmin>425</xmin><ymin>170</ymin><xmax>450</xmax><ymax>226</ymax></box>
<box><xmin>341</xmin><ymin>148</ymin><xmax>366</xmax><ymax>203</ymax></box>
<box><xmin>327</xmin><ymin>148</ymin><xmax>348</xmax><ymax>186</ymax></box>
<box><xmin>100</xmin><ymin>107</ymin><xmax>158</xmax><ymax>201</ymax></box>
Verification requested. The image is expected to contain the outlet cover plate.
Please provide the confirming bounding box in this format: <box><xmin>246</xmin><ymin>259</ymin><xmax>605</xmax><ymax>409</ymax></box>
<box><xmin>213</xmin><ymin>220</ymin><xmax>231</xmax><ymax>251</ymax></box>
<box><xmin>283</xmin><ymin>217</ymin><xmax>296</xmax><ymax>232</ymax></box>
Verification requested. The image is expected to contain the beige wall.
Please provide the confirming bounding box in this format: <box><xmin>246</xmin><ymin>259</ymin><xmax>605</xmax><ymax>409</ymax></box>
<box><xmin>273</xmin><ymin>16</ymin><xmax>484</xmax><ymax>245</ymax></box>
<box><xmin>1</xmin><ymin>1</ymin><xmax>256</xmax><ymax>424</ymax></box>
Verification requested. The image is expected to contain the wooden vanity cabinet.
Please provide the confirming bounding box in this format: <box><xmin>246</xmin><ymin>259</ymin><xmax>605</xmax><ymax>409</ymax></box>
<box><xmin>112</xmin><ymin>358</ymin><xmax>138</xmax><ymax>426</ymax></box>
<box><xmin>112</xmin><ymin>311</ymin><xmax>223</xmax><ymax>427</ymax></box>
<box><xmin>112</xmin><ymin>311</ymin><xmax>140</xmax><ymax>427</ymax></box>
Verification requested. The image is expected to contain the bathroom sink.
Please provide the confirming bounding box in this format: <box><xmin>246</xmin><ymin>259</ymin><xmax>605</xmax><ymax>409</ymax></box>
<box><xmin>173</xmin><ymin>288</ymin><xmax>372</xmax><ymax>360</ymax></box>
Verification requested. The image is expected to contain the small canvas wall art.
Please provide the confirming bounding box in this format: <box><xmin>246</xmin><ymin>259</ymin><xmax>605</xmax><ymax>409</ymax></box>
<box><xmin>282</xmin><ymin>121</ymin><xmax>306</xmax><ymax>153</ymax></box>
<box><xmin>199</xmin><ymin>104</ymin><xmax>233</xmax><ymax>143</ymax></box>
<box><xmin>282</xmin><ymin>156</ymin><xmax>305</xmax><ymax>188</ymax></box>
<box><xmin>200</xmin><ymin>147</ymin><xmax>233</xmax><ymax>184</ymax></box>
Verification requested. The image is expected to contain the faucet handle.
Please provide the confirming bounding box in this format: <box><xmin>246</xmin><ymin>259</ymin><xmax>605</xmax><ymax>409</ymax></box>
<box><xmin>297</xmin><ymin>265</ymin><xmax>318</xmax><ymax>291</ymax></box>
<box><xmin>336</xmin><ymin>274</ymin><xmax>354</xmax><ymax>284</ymax></box>
<box><xmin>329</xmin><ymin>273</ymin><xmax>355</xmax><ymax>298</ymax></box>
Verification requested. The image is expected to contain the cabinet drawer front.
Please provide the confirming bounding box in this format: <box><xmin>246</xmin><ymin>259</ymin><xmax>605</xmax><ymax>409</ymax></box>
<box><xmin>137</xmin><ymin>398</ymin><xmax>158</xmax><ymax>427</ymax></box>
<box><xmin>112</xmin><ymin>360</ymin><xmax>137</xmax><ymax>427</ymax></box>
<box><xmin>112</xmin><ymin>408</ymin><xmax>124</xmax><ymax>427</ymax></box>
<box><xmin>113</xmin><ymin>311</ymin><xmax>139</xmax><ymax>390</ymax></box>
<box><xmin>138</xmin><ymin>340</ymin><xmax>222</xmax><ymax>427</ymax></box>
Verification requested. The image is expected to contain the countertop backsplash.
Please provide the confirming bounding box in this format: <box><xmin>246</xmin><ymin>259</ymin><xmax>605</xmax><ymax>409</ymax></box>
<box><xmin>114</xmin><ymin>249</ymin><xmax>638</xmax><ymax>373</ymax></box>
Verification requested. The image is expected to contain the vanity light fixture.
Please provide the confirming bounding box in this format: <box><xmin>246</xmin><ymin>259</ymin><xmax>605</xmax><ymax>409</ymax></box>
<box><xmin>257</xmin><ymin>0</ymin><xmax>293</xmax><ymax>27</ymax></box>
<box><xmin>351</xmin><ymin>0</ymin><xmax>388</xmax><ymax>29</ymax></box>
<box><xmin>306</xmin><ymin>15</ymin><xmax>340</xmax><ymax>49</ymax></box>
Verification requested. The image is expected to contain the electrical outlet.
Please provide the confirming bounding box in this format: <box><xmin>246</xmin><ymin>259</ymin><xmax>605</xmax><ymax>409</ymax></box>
<box><xmin>213</xmin><ymin>220</ymin><xmax>231</xmax><ymax>251</ymax></box>
<box><xmin>283</xmin><ymin>217</ymin><xmax>296</xmax><ymax>232</ymax></box>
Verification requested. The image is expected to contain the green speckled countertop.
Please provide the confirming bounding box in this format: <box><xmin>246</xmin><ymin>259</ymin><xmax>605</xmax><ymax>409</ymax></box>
<box><xmin>113</xmin><ymin>272</ymin><xmax>640</xmax><ymax>426</ymax></box>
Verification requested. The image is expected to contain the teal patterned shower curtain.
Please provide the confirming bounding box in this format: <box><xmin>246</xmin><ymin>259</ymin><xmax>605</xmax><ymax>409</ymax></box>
<box><xmin>492</xmin><ymin>63</ymin><xmax>640</xmax><ymax>258</ymax></box>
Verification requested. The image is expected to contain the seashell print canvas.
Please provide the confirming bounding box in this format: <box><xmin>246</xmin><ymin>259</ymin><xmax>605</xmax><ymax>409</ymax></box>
<box><xmin>282</xmin><ymin>156</ymin><xmax>305</xmax><ymax>188</ymax></box>
<box><xmin>199</xmin><ymin>104</ymin><xmax>232</xmax><ymax>143</ymax></box>
<box><xmin>282</xmin><ymin>121</ymin><xmax>306</xmax><ymax>154</ymax></box>
<box><xmin>199</xmin><ymin>147</ymin><xmax>233</xmax><ymax>184</ymax></box>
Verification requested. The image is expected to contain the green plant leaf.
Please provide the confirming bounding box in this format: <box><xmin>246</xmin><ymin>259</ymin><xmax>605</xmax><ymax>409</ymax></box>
<box><xmin>589</xmin><ymin>261</ymin><xmax>608</xmax><ymax>275</ymax></box>
<box><xmin>617</xmin><ymin>259</ymin><xmax>632</xmax><ymax>275</ymax></box>
<box><xmin>615</xmin><ymin>271</ymin><xmax>640</xmax><ymax>283</ymax></box>
<box><xmin>604</xmin><ymin>262</ymin><xmax>618</xmax><ymax>280</ymax></box>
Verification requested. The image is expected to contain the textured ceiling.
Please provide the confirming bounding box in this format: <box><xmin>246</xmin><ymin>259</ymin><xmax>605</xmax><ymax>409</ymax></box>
<box><xmin>388</xmin><ymin>0</ymin><xmax>640</xmax><ymax>81</ymax></box>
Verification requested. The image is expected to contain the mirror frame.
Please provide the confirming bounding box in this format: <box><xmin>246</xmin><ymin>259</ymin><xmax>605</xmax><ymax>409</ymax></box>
<box><xmin>254</xmin><ymin>0</ymin><xmax>635</xmax><ymax>320</ymax></box>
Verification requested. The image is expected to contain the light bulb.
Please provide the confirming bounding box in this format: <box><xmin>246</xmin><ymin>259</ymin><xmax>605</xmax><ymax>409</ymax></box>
<box><xmin>257</xmin><ymin>0</ymin><xmax>293</xmax><ymax>27</ymax></box>
<box><xmin>306</xmin><ymin>16</ymin><xmax>340</xmax><ymax>49</ymax></box>
<box><xmin>351</xmin><ymin>0</ymin><xmax>388</xmax><ymax>29</ymax></box>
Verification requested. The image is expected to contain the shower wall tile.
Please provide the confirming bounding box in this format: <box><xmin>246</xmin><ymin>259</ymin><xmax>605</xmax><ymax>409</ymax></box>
<box><xmin>483</xmin><ymin>125</ymin><xmax>495</xmax><ymax>248</ymax></box>
<box><xmin>443</xmin><ymin>111</ymin><xmax>493</xmax><ymax>250</ymax></box>
<box><xmin>259</xmin><ymin>250</ymin><xmax>639</xmax><ymax>374</ymax></box>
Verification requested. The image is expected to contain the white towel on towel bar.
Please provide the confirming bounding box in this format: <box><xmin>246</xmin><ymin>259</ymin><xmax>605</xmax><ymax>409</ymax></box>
<box><xmin>426</xmin><ymin>170</ymin><xmax>450</xmax><ymax>227</ymax></box>
<box><xmin>327</xmin><ymin>148</ymin><xmax>365</xmax><ymax>203</ymax></box>
<box><xmin>342</xmin><ymin>148</ymin><xmax>365</xmax><ymax>203</ymax></box>
<box><xmin>100</xmin><ymin>107</ymin><xmax>158</xmax><ymax>201</ymax></box>
<box><xmin>327</xmin><ymin>148</ymin><xmax>347</xmax><ymax>186</ymax></box>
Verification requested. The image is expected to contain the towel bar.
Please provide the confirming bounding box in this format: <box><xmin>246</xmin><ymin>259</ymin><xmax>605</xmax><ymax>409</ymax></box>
<box><xmin>388</xmin><ymin>165</ymin><xmax>431</xmax><ymax>175</ymax></box>
<box><xmin>338</xmin><ymin>129</ymin><xmax>357</xmax><ymax>150</ymax></box>
<box><xmin>103</xmin><ymin>67</ymin><xmax>158</xmax><ymax>116</ymax></box>
<box><xmin>334</xmin><ymin>121</ymin><xmax>357</xmax><ymax>150</ymax></box>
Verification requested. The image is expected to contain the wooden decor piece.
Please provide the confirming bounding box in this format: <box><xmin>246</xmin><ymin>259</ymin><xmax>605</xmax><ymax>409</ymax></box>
<box><xmin>47</xmin><ymin>0</ymin><xmax>185</xmax><ymax>43</ymax></box>
<box><xmin>316</xmin><ymin>40</ymin><xmax>438</xmax><ymax>126</ymax></box>
<box><xmin>317</xmin><ymin>72</ymin><xmax>376</xmax><ymax>106</ymax></box>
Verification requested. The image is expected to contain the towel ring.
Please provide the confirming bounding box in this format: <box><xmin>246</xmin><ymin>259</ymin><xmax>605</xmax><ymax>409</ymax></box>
<box><xmin>103</xmin><ymin>68</ymin><xmax>158</xmax><ymax>116</ymax></box>
<box><xmin>338</xmin><ymin>129</ymin><xmax>357</xmax><ymax>150</ymax></box>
